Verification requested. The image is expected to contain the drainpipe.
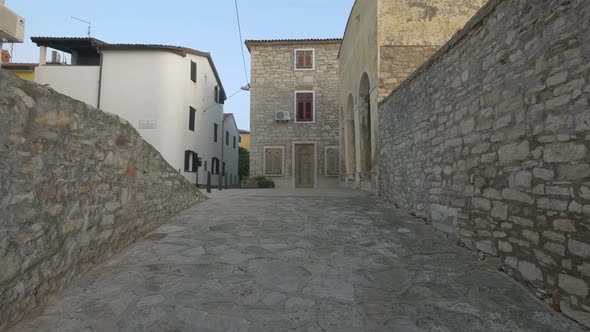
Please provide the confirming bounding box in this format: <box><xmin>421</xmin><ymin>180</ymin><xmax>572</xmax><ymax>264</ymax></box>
<box><xmin>221</xmin><ymin>110</ymin><xmax>225</xmax><ymax>188</ymax></box>
<box><xmin>96</xmin><ymin>47</ymin><xmax>104</xmax><ymax>109</ymax></box>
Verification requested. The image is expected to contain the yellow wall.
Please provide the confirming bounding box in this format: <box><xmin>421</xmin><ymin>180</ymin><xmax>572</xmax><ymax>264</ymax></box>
<box><xmin>239</xmin><ymin>133</ymin><xmax>250</xmax><ymax>151</ymax></box>
<box><xmin>3</xmin><ymin>69</ymin><xmax>35</xmax><ymax>81</ymax></box>
<box><xmin>14</xmin><ymin>71</ymin><xmax>35</xmax><ymax>81</ymax></box>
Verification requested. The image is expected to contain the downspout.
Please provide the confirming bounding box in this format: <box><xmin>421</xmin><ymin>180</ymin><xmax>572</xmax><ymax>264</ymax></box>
<box><xmin>96</xmin><ymin>47</ymin><xmax>104</xmax><ymax>109</ymax></box>
<box><xmin>221</xmin><ymin>110</ymin><xmax>225</xmax><ymax>187</ymax></box>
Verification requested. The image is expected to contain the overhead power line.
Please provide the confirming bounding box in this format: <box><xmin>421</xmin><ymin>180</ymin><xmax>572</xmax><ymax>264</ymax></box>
<box><xmin>234</xmin><ymin>0</ymin><xmax>249</xmax><ymax>85</ymax></box>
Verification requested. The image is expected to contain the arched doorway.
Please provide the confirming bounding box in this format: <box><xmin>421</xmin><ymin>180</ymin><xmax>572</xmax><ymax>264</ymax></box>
<box><xmin>358</xmin><ymin>73</ymin><xmax>371</xmax><ymax>173</ymax></box>
<box><xmin>346</xmin><ymin>94</ymin><xmax>356</xmax><ymax>177</ymax></box>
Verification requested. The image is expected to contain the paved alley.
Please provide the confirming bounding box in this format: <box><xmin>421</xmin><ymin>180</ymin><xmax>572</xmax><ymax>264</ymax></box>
<box><xmin>9</xmin><ymin>189</ymin><xmax>585</xmax><ymax>331</ymax></box>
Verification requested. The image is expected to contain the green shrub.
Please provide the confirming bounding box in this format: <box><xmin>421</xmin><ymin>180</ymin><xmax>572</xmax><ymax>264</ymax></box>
<box><xmin>254</xmin><ymin>176</ymin><xmax>275</xmax><ymax>188</ymax></box>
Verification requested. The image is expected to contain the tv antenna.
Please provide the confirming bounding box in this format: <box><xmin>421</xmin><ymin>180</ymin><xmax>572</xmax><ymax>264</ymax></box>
<box><xmin>71</xmin><ymin>16</ymin><xmax>91</xmax><ymax>37</ymax></box>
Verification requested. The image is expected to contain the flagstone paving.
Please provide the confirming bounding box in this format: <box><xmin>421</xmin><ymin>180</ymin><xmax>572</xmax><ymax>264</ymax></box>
<box><xmin>9</xmin><ymin>189</ymin><xmax>585</xmax><ymax>331</ymax></box>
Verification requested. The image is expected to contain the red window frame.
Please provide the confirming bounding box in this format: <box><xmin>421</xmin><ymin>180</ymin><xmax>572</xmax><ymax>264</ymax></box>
<box><xmin>295</xmin><ymin>50</ymin><xmax>313</xmax><ymax>69</ymax></box>
<box><xmin>295</xmin><ymin>92</ymin><xmax>314</xmax><ymax>122</ymax></box>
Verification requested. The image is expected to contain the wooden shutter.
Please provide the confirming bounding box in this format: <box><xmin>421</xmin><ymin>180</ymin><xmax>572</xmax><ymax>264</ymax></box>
<box><xmin>296</xmin><ymin>92</ymin><xmax>313</xmax><ymax>122</ymax></box>
<box><xmin>226</xmin><ymin>131</ymin><xmax>229</xmax><ymax>145</ymax></box>
<box><xmin>233</xmin><ymin>136</ymin><xmax>236</xmax><ymax>148</ymax></box>
<box><xmin>184</xmin><ymin>150</ymin><xmax>190</xmax><ymax>171</ymax></box>
<box><xmin>296</xmin><ymin>51</ymin><xmax>304</xmax><ymax>68</ymax></box>
<box><xmin>192</xmin><ymin>152</ymin><xmax>199</xmax><ymax>172</ymax></box>
<box><xmin>305</xmin><ymin>51</ymin><xmax>312</xmax><ymax>68</ymax></box>
<box><xmin>189</xmin><ymin>107</ymin><xmax>196</xmax><ymax>131</ymax></box>
<box><xmin>265</xmin><ymin>148</ymin><xmax>282</xmax><ymax>175</ymax></box>
<box><xmin>214</xmin><ymin>124</ymin><xmax>218</xmax><ymax>142</ymax></box>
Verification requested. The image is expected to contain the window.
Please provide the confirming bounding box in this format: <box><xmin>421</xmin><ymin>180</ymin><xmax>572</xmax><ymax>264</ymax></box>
<box><xmin>214</xmin><ymin>85</ymin><xmax>221</xmax><ymax>104</ymax></box>
<box><xmin>295</xmin><ymin>91</ymin><xmax>314</xmax><ymax>122</ymax></box>
<box><xmin>295</xmin><ymin>49</ymin><xmax>314</xmax><ymax>70</ymax></box>
<box><xmin>222</xmin><ymin>162</ymin><xmax>226</xmax><ymax>176</ymax></box>
<box><xmin>264</xmin><ymin>147</ymin><xmax>284</xmax><ymax>176</ymax></box>
<box><xmin>226</xmin><ymin>131</ymin><xmax>229</xmax><ymax>146</ymax></box>
<box><xmin>190</xmin><ymin>61</ymin><xmax>197</xmax><ymax>82</ymax></box>
<box><xmin>214</xmin><ymin>123</ymin><xmax>218</xmax><ymax>142</ymax></box>
<box><xmin>211</xmin><ymin>157</ymin><xmax>220</xmax><ymax>174</ymax></box>
<box><xmin>203</xmin><ymin>161</ymin><xmax>208</xmax><ymax>172</ymax></box>
<box><xmin>239</xmin><ymin>136</ymin><xmax>242</xmax><ymax>143</ymax></box>
<box><xmin>189</xmin><ymin>106</ymin><xmax>196</xmax><ymax>131</ymax></box>
<box><xmin>233</xmin><ymin>136</ymin><xmax>236</xmax><ymax>149</ymax></box>
<box><xmin>184</xmin><ymin>150</ymin><xmax>200</xmax><ymax>172</ymax></box>
<box><xmin>325</xmin><ymin>147</ymin><xmax>339</xmax><ymax>176</ymax></box>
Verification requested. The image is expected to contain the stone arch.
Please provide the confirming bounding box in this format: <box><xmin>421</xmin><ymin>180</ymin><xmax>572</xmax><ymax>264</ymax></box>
<box><xmin>345</xmin><ymin>93</ymin><xmax>356</xmax><ymax>176</ymax></box>
<box><xmin>358</xmin><ymin>73</ymin><xmax>371</xmax><ymax>173</ymax></box>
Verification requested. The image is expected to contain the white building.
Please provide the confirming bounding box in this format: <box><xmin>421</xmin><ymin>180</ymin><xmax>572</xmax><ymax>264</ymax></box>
<box><xmin>31</xmin><ymin>37</ymin><xmax>238</xmax><ymax>186</ymax></box>
<box><xmin>222</xmin><ymin>113</ymin><xmax>239</xmax><ymax>187</ymax></box>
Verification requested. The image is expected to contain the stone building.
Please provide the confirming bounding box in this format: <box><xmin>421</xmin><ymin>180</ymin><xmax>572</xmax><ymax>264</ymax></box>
<box><xmin>246</xmin><ymin>39</ymin><xmax>341</xmax><ymax>189</ymax></box>
<box><xmin>338</xmin><ymin>0</ymin><xmax>487</xmax><ymax>191</ymax></box>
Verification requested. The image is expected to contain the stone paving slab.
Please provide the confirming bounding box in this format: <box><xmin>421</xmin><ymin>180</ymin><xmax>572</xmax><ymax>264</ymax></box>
<box><xmin>8</xmin><ymin>189</ymin><xmax>586</xmax><ymax>331</ymax></box>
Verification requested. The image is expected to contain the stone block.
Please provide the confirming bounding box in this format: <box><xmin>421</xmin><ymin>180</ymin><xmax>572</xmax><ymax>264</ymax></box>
<box><xmin>476</xmin><ymin>240</ymin><xmax>497</xmax><ymax>256</ymax></box>
<box><xmin>491</xmin><ymin>201</ymin><xmax>508</xmax><ymax>220</ymax></box>
<box><xmin>568</xmin><ymin>239</ymin><xmax>590</xmax><ymax>258</ymax></box>
<box><xmin>557</xmin><ymin>164</ymin><xmax>590</xmax><ymax>180</ymax></box>
<box><xmin>472</xmin><ymin>198</ymin><xmax>491</xmax><ymax>210</ymax></box>
<box><xmin>498</xmin><ymin>141</ymin><xmax>530</xmax><ymax>165</ymax></box>
<box><xmin>502</xmin><ymin>189</ymin><xmax>534</xmax><ymax>204</ymax></box>
<box><xmin>559</xmin><ymin>274</ymin><xmax>588</xmax><ymax>297</ymax></box>
<box><xmin>553</xmin><ymin>219</ymin><xmax>576</xmax><ymax>232</ymax></box>
<box><xmin>543</xmin><ymin>142</ymin><xmax>587</xmax><ymax>163</ymax></box>
<box><xmin>518</xmin><ymin>261</ymin><xmax>543</xmax><ymax>282</ymax></box>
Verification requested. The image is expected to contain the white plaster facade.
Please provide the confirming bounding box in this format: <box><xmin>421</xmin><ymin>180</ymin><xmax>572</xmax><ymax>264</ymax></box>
<box><xmin>30</xmin><ymin>38</ymin><xmax>230</xmax><ymax>185</ymax></box>
<box><xmin>222</xmin><ymin>114</ymin><xmax>239</xmax><ymax>187</ymax></box>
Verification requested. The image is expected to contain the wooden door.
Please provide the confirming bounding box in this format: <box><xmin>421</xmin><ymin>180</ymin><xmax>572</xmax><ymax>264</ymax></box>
<box><xmin>295</xmin><ymin>144</ymin><xmax>314</xmax><ymax>188</ymax></box>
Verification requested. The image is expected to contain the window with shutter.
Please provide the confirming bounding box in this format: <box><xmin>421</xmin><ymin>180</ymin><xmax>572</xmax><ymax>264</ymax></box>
<box><xmin>233</xmin><ymin>136</ymin><xmax>236</xmax><ymax>149</ymax></box>
<box><xmin>184</xmin><ymin>150</ymin><xmax>191</xmax><ymax>172</ymax></box>
<box><xmin>295</xmin><ymin>49</ymin><xmax>314</xmax><ymax>70</ymax></box>
<box><xmin>190</xmin><ymin>61</ymin><xmax>197</xmax><ymax>82</ymax></box>
<box><xmin>264</xmin><ymin>148</ymin><xmax>283</xmax><ymax>176</ymax></box>
<box><xmin>295</xmin><ymin>92</ymin><xmax>314</xmax><ymax>122</ymax></box>
<box><xmin>326</xmin><ymin>147</ymin><xmax>339</xmax><ymax>176</ymax></box>
<box><xmin>189</xmin><ymin>106</ymin><xmax>196</xmax><ymax>131</ymax></box>
<box><xmin>226</xmin><ymin>131</ymin><xmax>229</xmax><ymax>145</ymax></box>
<box><xmin>214</xmin><ymin>123</ymin><xmax>218</xmax><ymax>142</ymax></box>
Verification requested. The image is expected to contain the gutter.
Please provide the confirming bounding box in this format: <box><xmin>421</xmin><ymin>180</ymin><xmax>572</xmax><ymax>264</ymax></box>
<box><xmin>96</xmin><ymin>46</ymin><xmax>104</xmax><ymax>109</ymax></box>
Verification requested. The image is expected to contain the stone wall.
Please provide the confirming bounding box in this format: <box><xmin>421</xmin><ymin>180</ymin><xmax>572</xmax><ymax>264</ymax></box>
<box><xmin>378</xmin><ymin>46</ymin><xmax>440</xmax><ymax>102</ymax></box>
<box><xmin>0</xmin><ymin>69</ymin><xmax>206</xmax><ymax>330</ymax></box>
<box><xmin>248</xmin><ymin>40</ymin><xmax>340</xmax><ymax>188</ymax></box>
<box><xmin>379</xmin><ymin>0</ymin><xmax>590</xmax><ymax>327</ymax></box>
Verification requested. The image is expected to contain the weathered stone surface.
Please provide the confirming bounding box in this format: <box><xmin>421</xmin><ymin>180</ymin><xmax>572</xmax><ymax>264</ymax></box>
<box><xmin>569</xmin><ymin>240</ymin><xmax>590</xmax><ymax>259</ymax></box>
<box><xmin>518</xmin><ymin>261</ymin><xmax>543</xmax><ymax>282</ymax></box>
<box><xmin>0</xmin><ymin>69</ymin><xmax>206</xmax><ymax>330</ymax></box>
<box><xmin>377</xmin><ymin>0</ymin><xmax>590</xmax><ymax>326</ymax></box>
<box><xmin>559</xmin><ymin>274</ymin><xmax>589</xmax><ymax>297</ymax></box>
<box><xmin>7</xmin><ymin>189</ymin><xmax>584</xmax><ymax>332</ymax></box>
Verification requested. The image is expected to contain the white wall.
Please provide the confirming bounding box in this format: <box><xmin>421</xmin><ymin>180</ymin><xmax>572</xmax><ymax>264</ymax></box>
<box><xmin>35</xmin><ymin>65</ymin><xmax>100</xmax><ymax>107</ymax></box>
<box><xmin>99</xmin><ymin>50</ymin><xmax>224</xmax><ymax>185</ymax></box>
<box><xmin>223</xmin><ymin>116</ymin><xmax>239</xmax><ymax>186</ymax></box>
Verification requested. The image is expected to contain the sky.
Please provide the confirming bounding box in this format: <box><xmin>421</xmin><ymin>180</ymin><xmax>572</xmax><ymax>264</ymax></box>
<box><xmin>3</xmin><ymin>0</ymin><xmax>356</xmax><ymax>130</ymax></box>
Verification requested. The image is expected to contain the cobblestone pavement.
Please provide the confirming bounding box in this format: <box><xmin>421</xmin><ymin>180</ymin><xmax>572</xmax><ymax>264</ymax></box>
<box><xmin>10</xmin><ymin>189</ymin><xmax>585</xmax><ymax>331</ymax></box>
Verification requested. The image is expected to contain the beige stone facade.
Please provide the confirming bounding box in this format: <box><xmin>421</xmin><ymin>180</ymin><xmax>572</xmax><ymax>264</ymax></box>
<box><xmin>339</xmin><ymin>0</ymin><xmax>487</xmax><ymax>191</ymax></box>
<box><xmin>246</xmin><ymin>39</ymin><xmax>341</xmax><ymax>188</ymax></box>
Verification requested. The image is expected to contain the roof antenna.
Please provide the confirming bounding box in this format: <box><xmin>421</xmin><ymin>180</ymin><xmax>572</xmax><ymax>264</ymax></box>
<box><xmin>71</xmin><ymin>16</ymin><xmax>91</xmax><ymax>37</ymax></box>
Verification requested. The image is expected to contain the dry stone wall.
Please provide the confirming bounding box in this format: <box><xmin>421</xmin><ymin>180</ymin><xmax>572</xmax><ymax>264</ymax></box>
<box><xmin>379</xmin><ymin>0</ymin><xmax>590</xmax><ymax>327</ymax></box>
<box><xmin>0</xmin><ymin>69</ymin><xmax>206</xmax><ymax>330</ymax></box>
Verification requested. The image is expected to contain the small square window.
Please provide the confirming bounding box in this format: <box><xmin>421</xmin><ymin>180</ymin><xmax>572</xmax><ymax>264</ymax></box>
<box><xmin>295</xmin><ymin>92</ymin><xmax>314</xmax><ymax>122</ymax></box>
<box><xmin>295</xmin><ymin>49</ymin><xmax>314</xmax><ymax>70</ymax></box>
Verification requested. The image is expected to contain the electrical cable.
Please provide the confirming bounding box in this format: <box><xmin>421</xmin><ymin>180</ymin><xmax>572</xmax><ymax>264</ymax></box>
<box><xmin>202</xmin><ymin>88</ymin><xmax>244</xmax><ymax>112</ymax></box>
<box><xmin>234</xmin><ymin>0</ymin><xmax>249</xmax><ymax>84</ymax></box>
